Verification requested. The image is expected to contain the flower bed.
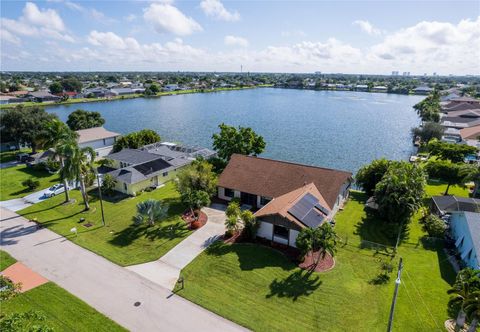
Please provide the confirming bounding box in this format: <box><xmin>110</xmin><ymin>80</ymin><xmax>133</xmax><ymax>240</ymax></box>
<box><xmin>182</xmin><ymin>209</ymin><xmax>208</xmax><ymax>229</ymax></box>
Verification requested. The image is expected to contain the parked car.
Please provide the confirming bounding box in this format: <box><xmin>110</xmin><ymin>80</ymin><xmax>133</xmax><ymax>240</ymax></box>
<box><xmin>44</xmin><ymin>184</ymin><xmax>65</xmax><ymax>198</ymax></box>
<box><xmin>17</xmin><ymin>153</ymin><xmax>30</xmax><ymax>162</ymax></box>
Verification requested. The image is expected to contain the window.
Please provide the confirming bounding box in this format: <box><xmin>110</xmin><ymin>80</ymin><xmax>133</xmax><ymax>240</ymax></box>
<box><xmin>123</xmin><ymin>183</ymin><xmax>127</xmax><ymax>191</ymax></box>
<box><xmin>103</xmin><ymin>138</ymin><xmax>106</xmax><ymax>145</ymax></box>
<box><xmin>162</xmin><ymin>172</ymin><xmax>168</xmax><ymax>177</ymax></box>
<box><xmin>120</xmin><ymin>162</ymin><xmax>124</xmax><ymax>168</ymax></box>
<box><xmin>260</xmin><ymin>196</ymin><xmax>271</xmax><ymax>206</ymax></box>
<box><xmin>273</xmin><ymin>225</ymin><xmax>289</xmax><ymax>239</ymax></box>
<box><xmin>224</xmin><ymin>188</ymin><xmax>234</xmax><ymax>198</ymax></box>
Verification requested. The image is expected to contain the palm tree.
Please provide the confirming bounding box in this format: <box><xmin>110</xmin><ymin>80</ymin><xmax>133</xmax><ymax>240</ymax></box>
<box><xmin>465</xmin><ymin>291</ymin><xmax>480</xmax><ymax>332</ymax></box>
<box><xmin>133</xmin><ymin>199</ymin><xmax>169</xmax><ymax>226</ymax></box>
<box><xmin>448</xmin><ymin>269</ymin><xmax>480</xmax><ymax>332</ymax></box>
<box><xmin>224</xmin><ymin>215</ymin><xmax>239</xmax><ymax>237</ymax></box>
<box><xmin>63</xmin><ymin>145</ymin><xmax>96</xmax><ymax>210</ymax></box>
<box><xmin>38</xmin><ymin>119</ymin><xmax>78</xmax><ymax>203</ymax></box>
<box><xmin>316</xmin><ymin>223</ymin><xmax>338</xmax><ymax>264</ymax></box>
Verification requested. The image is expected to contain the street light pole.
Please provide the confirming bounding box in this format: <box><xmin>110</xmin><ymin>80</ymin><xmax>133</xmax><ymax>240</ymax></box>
<box><xmin>387</xmin><ymin>257</ymin><xmax>403</xmax><ymax>332</ymax></box>
<box><xmin>96</xmin><ymin>171</ymin><xmax>106</xmax><ymax>226</ymax></box>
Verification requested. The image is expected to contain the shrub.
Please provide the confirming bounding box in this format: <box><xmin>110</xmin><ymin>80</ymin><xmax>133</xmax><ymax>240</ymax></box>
<box><xmin>101</xmin><ymin>174</ymin><xmax>116</xmax><ymax>196</ymax></box>
<box><xmin>241</xmin><ymin>210</ymin><xmax>259</xmax><ymax>241</ymax></box>
<box><xmin>21</xmin><ymin>178</ymin><xmax>40</xmax><ymax>191</ymax></box>
<box><xmin>0</xmin><ymin>275</ymin><xmax>21</xmax><ymax>301</ymax></box>
<box><xmin>226</xmin><ymin>201</ymin><xmax>241</xmax><ymax>218</ymax></box>
<box><xmin>421</xmin><ymin>214</ymin><xmax>446</xmax><ymax>238</ymax></box>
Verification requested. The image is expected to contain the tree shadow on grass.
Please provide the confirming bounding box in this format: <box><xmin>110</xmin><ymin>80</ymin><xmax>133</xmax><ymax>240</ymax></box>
<box><xmin>205</xmin><ymin>242</ymin><xmax>296</xmax><ymax>271</ymax></box>
<box><xmin>420</xmin><ymin>236</ymin><xmax>456</xmax><ymax>285</ymax></box>
<box><xmin>108</xmin><ymin>221</ymin><xmax>189</xmax><ymax>248</ymax></box>
<box><xmin>354</xmin><ymin>207</ymin><xmax>410</xmax><ymax>250</ymax></box>
<box><xmin>266</xmin><ymin>269</ymin><xmax>322</xmax><ymax>301</ymax></box>
<box><xmin>88</xmin><ymin>189</ymin><xmax>129</xmax><ymax>204</ymax></box>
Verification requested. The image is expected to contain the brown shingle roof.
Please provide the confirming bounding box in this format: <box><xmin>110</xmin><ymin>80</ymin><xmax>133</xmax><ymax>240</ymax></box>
<box><xmin>218</xmin><ymin>154</ymin><xmax>352</xmax><ymax>208</ymax></box>
<box><xmin>76</xmin><ymin>127</ymin><xmax>120</xmax><ymax>144</ymax></box>
<box><xmin>460</xmin><ymin>125</ymin><xmax>480</xmax><ymax>140</ymax></box>
<box><xmin>255</xmin><ymin>183</ymin><xmax>330</xmax><ymax>228</ymax></box>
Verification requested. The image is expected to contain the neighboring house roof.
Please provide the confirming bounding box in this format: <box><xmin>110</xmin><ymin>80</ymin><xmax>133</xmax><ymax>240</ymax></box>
<box><xmin>106</xmin><ymin>149</ymin><xmax>160</xmax><ymax>165</ymax></box>
<box><xmin>462</xmin><ymin>212</ymin><xmax>480</xmax><ymax>258</ymax></box>
<box><xmin>432</xmin><ymin>196</ymin><xmax>480</xmax><ymax>214</ymax></box>
<box><xmin>27</xmin><ymin>91</ymin><xmax>57</xmax><ymax>98</ymax></box>
<box><xmin>76</xmin><ymin>127</ymin><xmax>120</xmax><ymax>144</ymax></box>
<box><xmin>218</xmin><ymin>154</ymin><xmax>352</xmax><ymax>209</ymax></box>
<box><xmin>442</xmin><ymin>102</ymin><xmax>480</xmax><ymax>112</ymax></box>
<box><xmin>444</xmin><ymin>109</ymin><xmax>480</xmax><ymax>118</ymax></box>
<box><xmin>414</xmin><ymin>86</ymin><xmax>433</xmax><ymax>92</ymax></box>
<box><xmin>441</xmin><ymin>117</ymin><xmax>480</xmax><ymax>128</ymax></box>
<box><xmin>460</xmin><ymin>125</ymin><xmax>480</xmax><ymax>140</ymax></box>
<box><xmin>255</xmin><ymin>183</ymin><xmax>330</xmax><ymax>228</ymax></box>
<box><xmin>107</xmin><ymin>158</ymin><xmax>175</xmax><ymax>184</ymax></box>
<box><xmin>450</xmin><ymin>97</ymin><xmax>480</xmax><ymax>103</ymax></box>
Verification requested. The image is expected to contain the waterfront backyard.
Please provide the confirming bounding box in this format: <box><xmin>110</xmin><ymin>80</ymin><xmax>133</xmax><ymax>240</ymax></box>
<box><xmin>174</xmin><ymin>182</ymin><xmax>463</xmax><ymax>332</ymax></box>
<box><xmin>18</xmin><ymin>182</ymin><xmax>191</xmax><ymax>266</ymax></box>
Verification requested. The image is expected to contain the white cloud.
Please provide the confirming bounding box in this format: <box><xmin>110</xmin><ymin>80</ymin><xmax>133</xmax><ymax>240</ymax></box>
<box><xmin>1</xmin><ymin>28</ymin><xmax>21</xmax><ymax>45</ymax></box>
<box><xmin>353</xmin><ymin>20</ymin><xmax>382</xmax><ymax>35</ymax></box>
<box><xmin>224</xmin><ymin>35</ymin><xmax>249</xmax><ymax>47</ymax></box>
<box><xmin>200</xmin><ymin>0</ymin><xmax>240</xmax><ymax>22</ymax></box>
<box><xmin>0</xmin><ymin>2</ymin><xmax>74</xmax><ymax>43</ymax></box>
<box><xmin>23</xmin><ymin>1</ymin><xmax>65</xmax><ymax>31</ymax></box>
<box><xmin>369</xmin><ymin>17</ymin><xmax>480</xmax><ymax>74</ymax></box>
<box><xmin>143</xmin><ymin>3</ymin><xmax>202</xmax><ymax>36</ymax></box>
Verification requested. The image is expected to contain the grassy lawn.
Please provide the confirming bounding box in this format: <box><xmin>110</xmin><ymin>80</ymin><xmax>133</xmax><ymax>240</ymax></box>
<box><xmin>18</xmin><ymin>182</ymin><xmax>191</xmax><ymax>266</ymax></box>
<box><xmin>0</xmin><ymin>165</ymin><xmax>60</xmax><ymax>201</ymax></box>
<box><xmin>1</xmin><ymin>282</ymin><xmax>126</xmax><ymax>331</ymax></box>
<box><xmin>0</xmin><ymin>250</ymin><xmax>17</xmax><ymax>271</ymax></box>
<box><xmin>175</xmin><ymin>183</ymin><xmax>464</xmax><ymax>332</ymax></box>
<box><xmin>0</xmin><ymin>149</ymin><xmax>31</xmax><ymax>163</ymax></box>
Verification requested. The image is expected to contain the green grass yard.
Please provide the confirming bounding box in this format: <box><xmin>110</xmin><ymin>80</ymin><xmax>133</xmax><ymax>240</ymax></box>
<box><xmin>175</xmin><ymin>183</ymin><xmax>465</xmax><ymax>332</ymax></box>
<box><xmin>18</xmin><ymin>182</ymin><xmax>191</xmax><ymax>266</ymax></box>
<box><xmin>1</xmin><ymin>282</ymin><xmax>126</xmax><ymax>331</ymax></box>
<box><xmin>0</xmin><ymin>164</ymin><xmax>60</xmax><ymax>201</ymax></box>
<box><xmin>0</xmin><ymin>250</ymin><xmax>17</xmax><ymax>271</ymax></box>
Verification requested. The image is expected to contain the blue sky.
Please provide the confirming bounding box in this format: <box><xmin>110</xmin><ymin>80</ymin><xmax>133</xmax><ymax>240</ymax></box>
<box><xmin>1</xmin><ymin>0</ymin><xmax>479</xmax><ymax>74</ymax></box>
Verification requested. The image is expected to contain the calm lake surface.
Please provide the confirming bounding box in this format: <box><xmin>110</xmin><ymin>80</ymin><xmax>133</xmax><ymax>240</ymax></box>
<box><xmin>47</xmin><ymin>88</ymin><xmax>423</xmax><ymax>173</ymax></box>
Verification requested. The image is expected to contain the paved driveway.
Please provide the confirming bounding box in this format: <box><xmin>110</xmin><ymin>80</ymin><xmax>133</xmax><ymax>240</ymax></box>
<box><xmin>0</xmin><ymin>207</ymin><xmax>246</xmax><ymax>332</ymax></box>
<box><xmin>127</xmin><ymin>204</ymin><xmax>227</xmax><ymax>290</ymax></box>
<box><xmin>0</xmin><ymin>187</ymin><xmax>62</xmax><ymax>212</ymax></box>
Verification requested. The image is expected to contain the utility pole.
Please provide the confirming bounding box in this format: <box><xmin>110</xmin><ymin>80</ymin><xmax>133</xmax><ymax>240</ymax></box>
<box><xmin>387</xmin><ymin>257</ymin><xmax>403</xmax><ymax>332</ymax></box>
<box><xmin>96</xmin><ymin>172</ymin><xmax>106</xmax><ymax>226</ymax></box>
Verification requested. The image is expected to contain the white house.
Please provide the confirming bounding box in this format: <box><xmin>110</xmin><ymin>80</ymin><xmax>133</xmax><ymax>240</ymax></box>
<box><xmin>76</xmin><ymin>127</ymin><xmax>121</xmax><ymax>159</ymax></box>
<box><xmin>217</xmin><ymin>154</ymin><xmax>352</xmax><ymax>247</ymax></box>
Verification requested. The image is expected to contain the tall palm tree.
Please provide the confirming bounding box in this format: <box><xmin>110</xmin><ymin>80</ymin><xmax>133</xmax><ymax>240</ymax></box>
<box><xmin>465</xmin><ymin>291</ymin><xmax>480</xmax><ymax>332</ymax></box>
<box><xmin>37</xmin><ymin>119</ymin><xmax>78</xmax><ymax>203</ymax></box>
<box><xmin>63</xmin><ymin>145</ymin><xmax>95</xmax><ymax>210</ymax></box>
<box><xmin>448</xmin><ymin>271</ymin><xmax>479</xmax><ymax>332</ymax></box>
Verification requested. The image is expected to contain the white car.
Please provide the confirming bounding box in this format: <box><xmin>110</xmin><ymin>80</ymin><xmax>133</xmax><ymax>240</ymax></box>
<box><xmin>44</xmin><ymin>184</ymin><xmax>65</xmax><ymax>198</ymax></box>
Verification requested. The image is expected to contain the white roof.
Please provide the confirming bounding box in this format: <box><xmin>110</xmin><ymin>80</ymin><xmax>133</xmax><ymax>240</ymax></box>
<box><xmin>76</xmin><ymin>127</ymin><xmax>121</xmax><ymax>144</ymax></box>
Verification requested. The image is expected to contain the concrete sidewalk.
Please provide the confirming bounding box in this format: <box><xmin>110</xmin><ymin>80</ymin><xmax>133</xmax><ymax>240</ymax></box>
<box><xmin>127</xmin><ymin>205</ymin><xmax>227</xmax><ymax>289</ymax></box>
<box><xmin>0</xmin><ymin>207</ymin><xmax>246</xmax><ymax>332</ymax></box>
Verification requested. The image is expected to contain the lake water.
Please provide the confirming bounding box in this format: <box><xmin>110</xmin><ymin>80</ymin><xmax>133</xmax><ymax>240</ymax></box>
<box><xmin>46</xmin><ymin>88</ymin><xmax>423</xmax><ymax>173</ymax></box>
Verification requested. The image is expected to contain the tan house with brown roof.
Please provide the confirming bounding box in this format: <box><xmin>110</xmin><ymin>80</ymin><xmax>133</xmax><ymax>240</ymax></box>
<box><xmin>217</xmin><ymin>154</ymin><xmax>352</xmax><ymax>247</ymax></box>
<box><xmin>76</xmin><ymin>127</ymin><xmax>121</xmax><ymax>159</ymax></box>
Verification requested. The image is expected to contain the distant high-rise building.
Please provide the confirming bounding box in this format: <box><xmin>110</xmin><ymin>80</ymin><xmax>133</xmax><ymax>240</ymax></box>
<box><xmin>391</xmin><ymin>71</ymin><xmax>399</xmax><ymax>76</ymax></box>
<box><xmin>315</xmin><ymin>71</ymin><xmax>322</xmax><ymax>75</ymax></box>
<box><xmin>433</xmin><ymin>72</ymin><xmax>437</xmax><ymax>76</ymax></box>
<box><xmin>402</xmin><ymin>72</ymin><xmax>410</xmax><ymax>76</ymax></box>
